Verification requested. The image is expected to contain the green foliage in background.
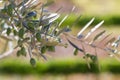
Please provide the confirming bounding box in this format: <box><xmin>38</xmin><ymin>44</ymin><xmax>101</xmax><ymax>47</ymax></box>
<box><xmin>58</xmin><ymin>15</ymin><xmax>120</xmax><ymax>27</ymax></box>
<box><xmin>0</xmin><ymin>58</ymin><xmax>120</xmax><ymax>74</ymax></box>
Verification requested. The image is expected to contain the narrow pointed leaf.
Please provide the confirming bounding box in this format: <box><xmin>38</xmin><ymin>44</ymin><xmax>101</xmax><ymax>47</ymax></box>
<box><xmin>67</xmin><ymin>39</ymin><xmax>84</xmax><ymax>52</ymax></box>
<box><xmin>58</xmin><ymin>15</ymin><xmax>68</xmax><ymax>27</ymax></box>
<box><xmin>71</xmin><ymin>15</ymin><xmax>81</xmax><ymax>28</ymax></box>
<box><xmin>85</xmin><ymin>20</ymin><xmax>104</xmax><ymax>39</ymax></box>
<box><xmin>100</xmin><ymin>33</ymin><xmax>112</xmax><ymax>42</ymax></box>
<box><xmin>77</xmin><ymin>17</ymin><xmax>95</xmax><ymax>38</ymax></box>
<box><xmin>92</xmin><ymin>30</ymin><xmax>106</xmax><ymax>43</ymax></box>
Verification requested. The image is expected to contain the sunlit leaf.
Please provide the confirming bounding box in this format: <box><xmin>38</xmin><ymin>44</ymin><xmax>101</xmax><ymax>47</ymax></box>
<box><xmin>84</xmin><ymin>20</ymin><xmax>104</xmax><ymax>39</ymax></box>
<box><xmin>77</xmin><ymin>17</ymin><xmax>95</xmax><ymax>39</ymax></box>
<box><xmin>58</xmin><ymin>15</ymin><xmax>68</xmax><ymax>27</ymax></box>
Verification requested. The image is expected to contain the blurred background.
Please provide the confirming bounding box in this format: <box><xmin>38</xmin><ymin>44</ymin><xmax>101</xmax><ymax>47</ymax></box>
<box><xmin>0</xmin><ymin>0</ymin><xmax>120</xmax><ymax>80</ymax></box>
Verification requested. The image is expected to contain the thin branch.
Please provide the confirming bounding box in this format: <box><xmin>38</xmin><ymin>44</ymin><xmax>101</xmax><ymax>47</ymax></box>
<box><xmin>81</xmin><ymin>42</ymin><xmax>91</xmax><ymax>69</ymax></box>
<box><xmin>0</xmin><ymin>49</ymin><xmax>15</xmax><ymax>59</ymax></box>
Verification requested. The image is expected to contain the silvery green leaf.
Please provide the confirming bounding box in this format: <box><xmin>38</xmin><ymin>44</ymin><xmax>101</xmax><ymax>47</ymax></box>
<box><xmin>93</xmin><ymin>30</ymin><xmax>106</xmax><ymax>41</ymax></box>
<box><xmin>84</xmin><ymin>20</ymin><xmax>104</xmax><ymax>39</ymax></box>
<box><xmin>77</xmin><ymin>17</ymin><xmax>95</xmax><ymax>38</ymax></box>
<box><xmin>41</xmin><ymin>13</ymin><xmax>60</xmax><ymax>25</ymax></box>
<box><xmin>58</xmin><ymin>15</ymin><xmax>68</xmax><ymax>27</ymax></box>
<box><xmin>67</xmin><ymin>39</ymin><xmax>84</xmax><ymax>52</ymax></box>
<box><xmin>48</xmin><ymin>14</ymin><xmax>60</xmax><ymax>24</ymax></box>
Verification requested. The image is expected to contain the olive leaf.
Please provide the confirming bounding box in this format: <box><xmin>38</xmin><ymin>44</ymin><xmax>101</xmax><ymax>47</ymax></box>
<box><xmin>36</xmin><ymin>32</ymin><xmax>41</xmax><ymax>42</ymax></box>
<box><xmin>18</xmin><ymin>28</ymin><xmax>25</xmax><ymax>38</ymax></box>
<box><xmin>20</xmin><ymin>47</ymin><xmax>26</xmax><ymax>56</ymax></box>
<box><xmin>67</xmin><ymin>39</ymin><xmax>84</xmax><ymax>53</ymax></box>
<box><xmin>90</xmin><ymin>30</ymin><xmax>106</xmax><ymax>44</ymax></box>
<box><xmin>30</xmin><ymin>58</ymin><xmax>36</xmax><ymax>67</ymax></box>
<box><xmin>41</xmin><ymin>46</ymin><xmax>47</xmax><ymax>54</ymax></box>
<box><xmin>13</xmin><ymin>29</ymin><xmax>18</xmax><ymax>36</ymax></box>
<box><xmin>77</xmin><ymin>17</ymin><xmax>95</xmax><ymax>39</ymax></box>
<box><xmin>6</xmin><ymin>28</ymin><xmax>11</xmax><ymax>36</ymax></box>
<box><xmin>84</xmin><ymin>20</ymin><xmax>104</xmax><ymax>39</ymax></box>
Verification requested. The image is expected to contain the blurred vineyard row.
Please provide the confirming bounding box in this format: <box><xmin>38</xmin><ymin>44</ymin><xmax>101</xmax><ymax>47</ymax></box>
<box><xmin>0</xmin><ymin>58</ymin><xmax>120</xmax><ymax>74</ymax></box>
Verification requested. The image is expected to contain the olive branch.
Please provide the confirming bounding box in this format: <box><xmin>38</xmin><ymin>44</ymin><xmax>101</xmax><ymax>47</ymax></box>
<box><xmin>0</xmin><ymin>0</ymin><xmax>120</xmax><ymax>68</ymax></box>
